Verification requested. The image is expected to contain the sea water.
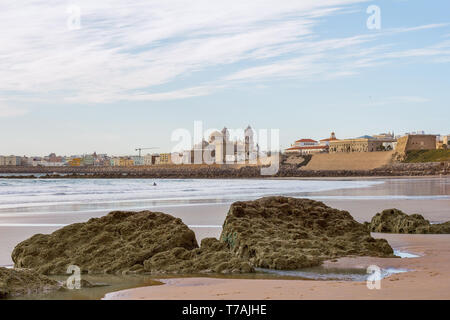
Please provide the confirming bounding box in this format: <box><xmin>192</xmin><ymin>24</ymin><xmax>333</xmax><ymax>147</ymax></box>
<box><xmin>0</xmin><ymin>178</ymin><xmax>384</xmax><ymax>213</ymax></box>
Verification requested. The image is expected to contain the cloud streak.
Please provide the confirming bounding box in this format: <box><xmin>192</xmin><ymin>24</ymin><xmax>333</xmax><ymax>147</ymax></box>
<box><xmin>0</xmin><ymin>0</ymin><xmax>449</xmax><ymax>105</ymax></box>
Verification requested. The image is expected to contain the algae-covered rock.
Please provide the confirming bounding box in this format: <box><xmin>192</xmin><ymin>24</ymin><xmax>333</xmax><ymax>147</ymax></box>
<box><xmin>220</xmin><ymin>196</ymin><xmax>394</xmax><ymax>270</ymax></box>
<box><xmin>0</xmin><ymin>267</ymin><xmax>61</xmax><ymax>299</ymax></box>
<box><xmin>12</xmin><ymin>211</ymin><xmax>198</xmax><ymax>275</ymax></box>
<box><xmin>11</xmin><ymin>200</ymin><xmax>401</xmax><ymax>277</ymax></box>
<box><xmin>369</xmin><ymin>208</ymin><xmax>450</xmax><ymax>234</ymax></box>
<box><xmin>144</xmin><ymin>238</ymin><xmax>254</xmax><ymax>274</ymax></box>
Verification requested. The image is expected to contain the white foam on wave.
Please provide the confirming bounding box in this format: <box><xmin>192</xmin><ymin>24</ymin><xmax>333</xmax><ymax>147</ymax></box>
<box><xmin>0</xmin><ymin>178</ymin><xmax>385</xmax><ymax>211</ymax></box>
<box><xmin>394</xmin><ymin>250</ymin><xmax>420</xmax><ymax>258</ymax></box>
<box><xmin>0</xmin><ymin>223</ymin><xmax>67</xmax><ymax>227</ymax></box>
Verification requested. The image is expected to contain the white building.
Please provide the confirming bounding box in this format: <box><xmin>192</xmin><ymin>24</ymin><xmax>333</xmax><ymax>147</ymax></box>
<box><xmin>131</xmin><ymin>156</ymin><xmax>144</xmax><ymax>166</ymax></box>
<box><xmin>285</xmin><ymin>133</ymin><xmax>338</xmax><ymax>154</ymax></box>
<box><xmin>143</xmin><ymin>154</ymin><xmax>153</xmax><ymax>166</ymax></box>
<box><xmin>0</xmin><ymin>156</ymin><xmax>22</xmax><ymax>166</ymax></box>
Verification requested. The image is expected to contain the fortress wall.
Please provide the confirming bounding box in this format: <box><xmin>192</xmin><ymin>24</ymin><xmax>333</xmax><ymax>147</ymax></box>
<box><xmin>394</xmin><ymin>135</ymin><xmax>437</xmax><ymax>161</ymax></box>
<box><xmin>300</xmin><ymin>151</ymin><xmax>394</xmax><ymax>171</ymax></box>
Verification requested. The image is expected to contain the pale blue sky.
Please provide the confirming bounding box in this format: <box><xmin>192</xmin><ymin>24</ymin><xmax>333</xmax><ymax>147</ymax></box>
<box><xmin>0</xmin><ymin>0</ymin><xmax>449</xmax><ymax>156</ymax></box>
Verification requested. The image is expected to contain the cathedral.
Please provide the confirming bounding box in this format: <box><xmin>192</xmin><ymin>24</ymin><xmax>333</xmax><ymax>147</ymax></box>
<box><xmin>190</xmin><ymin>125</ymin><xmax>257</xmax><ymax>164</ymax></box>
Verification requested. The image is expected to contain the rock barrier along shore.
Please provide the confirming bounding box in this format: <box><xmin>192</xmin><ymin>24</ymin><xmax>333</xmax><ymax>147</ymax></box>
<box><xmin>0</xmin><ymin>161</ymin><xmax>448</xmax><ymax>178</ymax></box>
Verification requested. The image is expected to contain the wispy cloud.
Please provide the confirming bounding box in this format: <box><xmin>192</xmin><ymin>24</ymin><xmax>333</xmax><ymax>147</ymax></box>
<box><xmin>0</xmin><ymin>0</ymin><xmax>369</xmax><ymax>103</ymax></box>
<box><xmin>387</xmin><ymin>23</ymin><xmax>449</xmax><ymax>34</ymax></box>
<box><xmin>366</xmin><ymin>95</ymin><xmax>430</xmax><ymax>107</ymax></box>
<box><xmin>0</xmin><ymin>0</ymin><xmax>449</xmax><ymax>104</ymax></box>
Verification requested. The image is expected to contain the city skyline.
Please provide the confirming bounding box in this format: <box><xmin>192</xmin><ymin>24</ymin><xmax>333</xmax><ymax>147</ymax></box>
<box><xmin>1</xmin><ymin>0</ymin><xmax>449</xmax><ymax>155</ymax></box>
<box><xmin>0</xmin><ymin>129</ymin><xmax>445</xmax><ymax>158</ymax></box>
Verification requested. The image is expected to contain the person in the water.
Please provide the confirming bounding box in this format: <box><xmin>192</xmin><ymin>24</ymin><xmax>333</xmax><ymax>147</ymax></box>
<box><xmin>153</xmin><ymin>182</ymin><xmax>157</xmax><ymax>186</ymax></box>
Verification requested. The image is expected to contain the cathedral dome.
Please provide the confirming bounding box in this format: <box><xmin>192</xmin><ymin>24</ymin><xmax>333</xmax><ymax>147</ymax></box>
<box><xmin>209</xmin><ymin>130</ymin><xmax>222</xmax><ymax>143</ymax></box>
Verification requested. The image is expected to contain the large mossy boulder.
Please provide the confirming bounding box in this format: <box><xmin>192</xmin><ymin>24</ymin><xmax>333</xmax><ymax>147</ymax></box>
<box><xmin>12</xmin><ymin>211</ymin><xmax>198</xmax><ymax>275</ymax></box>
<box><xmin>220</xmin><ymin>197</ymin><xmax>394</xmax><ymax>270</ymax></box>
<box><xmin>369</xmin><ymin>208</ymin><xmax>450</xmax><ymax>234</ymax></box>
<box><xmin>0</xmin><ymin>267</ymin><xmax>60</xmax><ymax>299</ymax></box>
<box><xmin>144</xmin><ymin>238</ymin><xmax>253</xmax><ymax>274</ymax></box>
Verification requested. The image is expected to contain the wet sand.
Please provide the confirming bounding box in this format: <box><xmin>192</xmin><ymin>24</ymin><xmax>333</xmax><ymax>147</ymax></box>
<box><xmin>104</xmin><ymin>234</ymin><xmax>450</xmax><ymax>300</ymax></box>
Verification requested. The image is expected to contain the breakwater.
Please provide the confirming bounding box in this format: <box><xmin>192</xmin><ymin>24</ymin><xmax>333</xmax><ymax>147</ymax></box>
<box><xmin>0</xmin><ymin>161</ymin><xmax>448</xmax><ymax>178</ymax></box>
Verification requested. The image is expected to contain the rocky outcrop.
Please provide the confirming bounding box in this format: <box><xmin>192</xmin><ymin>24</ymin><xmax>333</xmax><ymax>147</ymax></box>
<box><xmin>12</xmin><ymin>198</ymin><xmax>399</xmax><ymax>278</ymax></box>
<box><xmin>369</xmin><ymin>208</ymin><xmax>450</xmax><ymax>234</ymax></box>
<box><xmin>12</xmin><ymin>211</ymin><xmax>198</xmax><ymax>275</ymax></box>
<box><xmin>220</xmin><ymin>197</ymin><xmax>394</xmax><ymax>270</ymax></box>
<box><xmin>144</xmin><ymin>238</ymin><xmax>253</xmax><ymax>274</ymax></box>
<box><xmin>0</xmin><ymin>267</ymin><xmax>60</xmax><ymax>298</ymax></box>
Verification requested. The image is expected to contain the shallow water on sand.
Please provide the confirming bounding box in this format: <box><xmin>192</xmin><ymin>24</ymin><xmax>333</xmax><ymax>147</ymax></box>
<box><xmin>256</xmin><ymin>266</ymin><xmax>409</xmax><ymax>281</ymax></box>
<box><xmin>8</xmin><ymin>249</ymin><xmax>419</xmax><ymax>300</ymax></box>
<box><xmin>11</xmin><ymin>264</ymin><xmax>411</xmax><ymax>300</ymax></box>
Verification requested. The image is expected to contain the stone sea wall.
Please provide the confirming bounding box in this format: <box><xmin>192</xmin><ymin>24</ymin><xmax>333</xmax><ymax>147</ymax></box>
<box><xmin>0</xmin><ymin>161</ymin><xmax>448</xmax><ymax>178</ymax></box>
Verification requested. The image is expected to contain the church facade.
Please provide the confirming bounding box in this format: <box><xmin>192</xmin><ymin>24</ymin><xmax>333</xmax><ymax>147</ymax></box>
<box><xmin>188</xmin><ymin>126</ymin><xmax>258</xmax><ymax>164</ymax></box>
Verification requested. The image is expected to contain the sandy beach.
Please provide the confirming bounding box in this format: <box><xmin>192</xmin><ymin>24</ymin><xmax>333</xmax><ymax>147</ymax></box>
<box><xmin>104</xmin><ymin>233</ymin><xmax>450</xmax><ymax>300</ymax></box>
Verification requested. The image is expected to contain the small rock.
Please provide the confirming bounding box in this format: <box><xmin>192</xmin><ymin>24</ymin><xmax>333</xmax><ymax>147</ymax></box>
<box><xmin>368</xmin><ymin>208</ymin><xmax>450</xmax><ymax>234</ymax></box>
<box><xmin>0</xmin><ymin>267</ymin><xmax>61</xmax><ymax>299</ymax></box>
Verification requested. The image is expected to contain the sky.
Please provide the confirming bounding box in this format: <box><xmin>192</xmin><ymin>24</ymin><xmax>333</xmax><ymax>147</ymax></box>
<box><xmin>0</xmin><ymin>0</ymin><xmax>449</xmax><ymax>156</ymax></box>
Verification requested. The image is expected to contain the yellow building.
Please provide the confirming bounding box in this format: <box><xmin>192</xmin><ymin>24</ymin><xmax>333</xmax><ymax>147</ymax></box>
<box><xmin>110</xmin><ymin>157</ymin><xmax>121</xmax><ymax>166</ymax></box>
<box><xmin>329</xmin><ymin>138</ymin><xmax>381</xmax><ymax>153</ymax></box>
<box><xmin>119</xmin><ymin>158</ymin><xmax>134</xmax><ymax>167</ymax></box>
<box><xmin>329</xmin><ymin>135</ymin><xmax>395</xmax><ymax>153</ymax></box>
<box><xmin>159</xmin><ymin>153</ymin><xmax>172</xmax><ymax>165</ymax></box>
<box><xmin>68</xmin><ymin>158</ymin><xmax>82</xmax><ymax>166</ymax></box>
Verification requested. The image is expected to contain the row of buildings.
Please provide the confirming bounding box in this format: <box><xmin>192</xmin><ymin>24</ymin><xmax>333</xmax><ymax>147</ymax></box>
<box><xmin>109</xmin><ymin>154</ymin><xmax>172</xmax><ymax>167</ymax></box>
<box><xmin>2</xmin><ymin>127</ymin><xmax>448</xmax><ymax>167</ymax></box>
<box><xmin>285</xmin><ymin>131</ymin><xmax>449</xmax><ymax>155</ymax></box>
<box><xmin>0</xmin><ymin>152</ymin><xmax>174</xmax><ymax>167</ymax></box>
<box><xmin>1</xmin><ymin>125</ymin><xmax>257</xmax><ymax>167</ymax></box>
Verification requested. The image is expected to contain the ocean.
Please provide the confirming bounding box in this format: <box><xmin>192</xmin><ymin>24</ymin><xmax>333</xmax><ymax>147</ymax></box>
<box><xmin>0</xmin><ymin>178</ymin><xmax>385</xmax><ymax>213</ymax></box>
